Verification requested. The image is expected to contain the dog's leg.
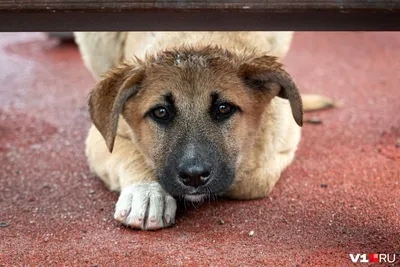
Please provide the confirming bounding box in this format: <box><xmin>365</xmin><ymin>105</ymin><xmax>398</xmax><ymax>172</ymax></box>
<box><xmin>85</xmin><ymin>125</ymin><xmax>177</xmax><ymax>230</ymax></box>
<box><xmin>74</xmin><ymin>32</ymin><xmax>128</xmax><ymax>80</ymax></box>
<box><xmin>225</xmin><ymin>149</ymin><xmax>296</xmax><ymax>200</ymax></box>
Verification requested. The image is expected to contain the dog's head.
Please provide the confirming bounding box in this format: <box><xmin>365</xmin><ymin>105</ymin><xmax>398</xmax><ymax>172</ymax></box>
<box><xmin>88</xmin><ymin>46</ymin><xmax>302</xmax><ymax>202</ymax></box>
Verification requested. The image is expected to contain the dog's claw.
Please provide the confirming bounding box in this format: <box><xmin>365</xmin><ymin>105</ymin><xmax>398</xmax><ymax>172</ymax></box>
<box><xmin>114</xmin><ymin>182</ymin><xmax>177</xmax><ymax>230</ymax></box>
<box><xmin>164</xmin><ymin>215</ymin><xmax>171</xmax><ymax>224</ymax></box>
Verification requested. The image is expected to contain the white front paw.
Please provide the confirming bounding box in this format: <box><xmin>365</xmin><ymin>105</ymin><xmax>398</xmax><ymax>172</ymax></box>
<box><xmin>114</xmin><ymin>182</ymin><xmax>177</xmax><ymax>230</ymax></box>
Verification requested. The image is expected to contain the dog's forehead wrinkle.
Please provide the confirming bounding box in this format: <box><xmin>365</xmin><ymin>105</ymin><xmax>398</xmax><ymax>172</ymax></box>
<box><xmin>145</xmin><ymin>46</ymin><xmax>281</xmax><ymax>76</ymax></box>
<box><xmin>148</xmin><ymin>46</ymin><xmax>248</xmax><ymax>70</ymax></box>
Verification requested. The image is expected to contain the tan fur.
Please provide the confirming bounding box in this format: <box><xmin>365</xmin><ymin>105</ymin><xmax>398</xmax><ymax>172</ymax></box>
<box><xmin>75</xmin><ymin>32</ymin><xmax>128</xmax><ymax>80</ymax></box>
<box><xmin>75</xmin><ymin>32</ymin><xmax>323</xmax><ymax>228</ymax></box>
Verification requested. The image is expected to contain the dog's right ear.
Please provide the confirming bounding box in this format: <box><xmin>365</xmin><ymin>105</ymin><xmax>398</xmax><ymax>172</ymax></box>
<box><xmin>88</xmin><ymin>63</ymin><xmax>145</xmax><ymax>153</ymax></box>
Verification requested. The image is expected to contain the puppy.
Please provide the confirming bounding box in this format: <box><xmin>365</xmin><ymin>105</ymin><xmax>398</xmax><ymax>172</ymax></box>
<box><xmin>75</xmin><ymin>32</ymin><xmax>332</xmax><ymax>230</ymax></box>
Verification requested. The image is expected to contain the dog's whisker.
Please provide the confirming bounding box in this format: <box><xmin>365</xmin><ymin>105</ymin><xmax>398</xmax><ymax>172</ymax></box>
<box><xmin>183</xmin><ymin>198</ymin><xmax>190</xmax><ymax>211</ymax></box>
<box><xmin>214</xmin><ymin>193</ymin><xmax>219</xmax><ymax>202</ymax></box>
<box><xmin>206</xmin><ymin>187</ymin><xmax>212</xmax><ymax>204</ymax></box>
<box><xmin>190</xmin><ymin>200</ymin><xmax>198</xmax><ymax>210</ymax></box>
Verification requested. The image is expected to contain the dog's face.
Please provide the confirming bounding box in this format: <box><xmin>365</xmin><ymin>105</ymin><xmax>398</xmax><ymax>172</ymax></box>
<box><xmin>88</xmin><ymin>47</ymin><xmax>302</xmax><ymax>201</ymax></box>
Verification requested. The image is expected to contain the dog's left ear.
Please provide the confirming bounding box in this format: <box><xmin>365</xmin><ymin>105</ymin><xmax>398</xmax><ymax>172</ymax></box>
<box><xmin>238</xmin><ymin>56</ymin><xmax>303</xmax><ymax>126</ymax></box>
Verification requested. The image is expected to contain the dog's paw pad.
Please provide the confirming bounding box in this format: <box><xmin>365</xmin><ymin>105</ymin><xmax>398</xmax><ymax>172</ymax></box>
<box><xmin>114</xmin><ymin>182</ymin><xmax>177</xmax><ymax>230</ymax></box>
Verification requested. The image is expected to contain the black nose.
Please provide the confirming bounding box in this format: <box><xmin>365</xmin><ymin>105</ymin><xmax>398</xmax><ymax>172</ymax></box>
<box><xmin>179</xmin><ymin>164</ymin><xmax>211</xmax><ymax>188</ymax></box>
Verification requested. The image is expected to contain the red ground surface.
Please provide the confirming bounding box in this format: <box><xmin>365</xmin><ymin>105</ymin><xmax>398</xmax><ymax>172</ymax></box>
<box><xmin>0</xmin><ymin>32</ymin><xmax>399</xmax><ymax>266</ymax></box>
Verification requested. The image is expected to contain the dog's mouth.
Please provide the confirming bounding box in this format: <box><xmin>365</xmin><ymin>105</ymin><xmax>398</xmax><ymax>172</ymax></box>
<box><xmin>184</xmin><ymin>193</ymin><xmax>206</xmax><ymax>202</ymax></box>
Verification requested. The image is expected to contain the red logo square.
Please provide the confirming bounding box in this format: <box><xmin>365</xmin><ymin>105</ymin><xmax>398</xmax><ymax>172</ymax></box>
<box><xmin>369</xmin><ymin>254</ymin><xmax>379</xmax><ymax>263</ymax></box>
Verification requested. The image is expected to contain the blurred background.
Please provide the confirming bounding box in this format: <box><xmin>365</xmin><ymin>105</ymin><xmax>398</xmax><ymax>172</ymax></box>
<box><xmin>0</xmin><ymin>32</ymin><xmax>399</xmax><ymax>266</ymax></box>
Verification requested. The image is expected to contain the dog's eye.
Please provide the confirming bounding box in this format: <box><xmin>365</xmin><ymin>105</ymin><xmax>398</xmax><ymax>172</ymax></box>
<box><xmin>152</xmin><ymin>107</ymin><xmax>169</xmax><ymax>120</ymax></box>
<box><xmin>214</xmin><ymin>103</ymin><xmax>236</xmax><ymax>120</ymax></box>
<box><xmin>218</xmin><ymin>104</ymin><xmax>232</xmax><ymax>115</ymax></box>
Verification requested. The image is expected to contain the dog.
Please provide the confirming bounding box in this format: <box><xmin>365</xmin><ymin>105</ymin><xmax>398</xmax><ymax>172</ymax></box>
<box><xmin>74</xmin><ymin>32</ymin><xmax>334</xmax><ymax>230</ymax></box>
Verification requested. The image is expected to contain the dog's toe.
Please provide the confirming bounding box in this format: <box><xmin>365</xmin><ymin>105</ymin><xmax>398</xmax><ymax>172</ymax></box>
<box><xmin>114</xmin><ymin>190</ymin><xmax>132</xmax><ymax>223</ymax></box>
<box><xmin>114</xmin><ymin>182</ymin><xmax>176</xmax><ymax>230</ymax></box>
<box><xmin>144</xmin><ymin>194</ymin><xmax>164</xmax><ymax>230</ymax></box>
<box><xmin>164</xmin><ymin>195</ymin><xmax>177</xmax><ymax>225</ymax></box>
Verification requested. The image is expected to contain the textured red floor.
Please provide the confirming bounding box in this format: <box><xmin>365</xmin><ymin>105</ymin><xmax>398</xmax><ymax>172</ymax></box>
<box><xmin>0</xmin><ymin>32</ymin><xmax>399</xmax><ymax>266</ymax></box>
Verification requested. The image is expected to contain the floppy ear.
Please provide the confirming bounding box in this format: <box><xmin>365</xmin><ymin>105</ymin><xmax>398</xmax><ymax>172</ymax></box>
<box><xmin>88</xmin><ymin>63</ymin><xmax>145</xmax><ymax>153</ymax></box>
<box><xmin>238</xmin><ymin>56</ymin><xmax>303</xmax><ymax>127</ymax></box>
